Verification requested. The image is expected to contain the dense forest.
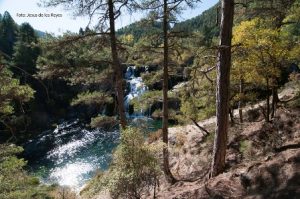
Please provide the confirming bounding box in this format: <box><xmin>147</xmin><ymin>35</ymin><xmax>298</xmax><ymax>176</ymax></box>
<box><xmin>0</xmin><ymin>0</ymin><xmax>300</xmax><ymax>198</ymax></box>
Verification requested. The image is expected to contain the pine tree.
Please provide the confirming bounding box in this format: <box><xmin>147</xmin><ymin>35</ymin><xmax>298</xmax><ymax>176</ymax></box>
<box><xmin>210</xmin><ymin>0</ymin><xmax>235</xmax><ymax>178</ymax></box>
<box><xmin>39</xmin><ymin>0</ymin><xmax>138</xmax><ymax>128</ymax></box>
<box><xmin>0</xmin><ymin>55</ymin><xmax>34</xmax><ymax>140</ymax></box>
<box><xmin>12</xmin><ymin>23</ymin><xmax>40</xmax><ymax>78</ymax></box>
<box><xmin>138</xmin><ymin>0</ymin><xmax>201</xmax><ymax>184</ymax></box>
<box><xmin>0</xmin><ymin>11</ymin><xmax>18</xmax><ymax>57</ymax></box>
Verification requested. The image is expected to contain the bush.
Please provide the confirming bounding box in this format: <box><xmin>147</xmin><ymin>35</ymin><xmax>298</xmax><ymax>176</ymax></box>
<box><xmin>239</xmin><ymin>140</ymin><xmax>254</xmax><ymax>160</ymax></box>
<box><xmin>90</xmin><ymin>115</ymin><xmax>117</xmax><ymax>129</ymax></box>
<box><xmin>0</xmin><ymin>144</ymin><xmax>52</xmax><ymax>199</ymax></box>
<box><xmin>81</xmin><ymin>127</ymin><xmax>163</xmax><ymax>199</ymax></box>
<box><xmin>49</xmin><ymin>186</ymin><xmax>77</xmax><ymax>199</ymax></box>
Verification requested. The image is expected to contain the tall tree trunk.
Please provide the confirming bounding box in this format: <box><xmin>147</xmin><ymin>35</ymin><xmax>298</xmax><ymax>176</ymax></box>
<box><xmin>238</xmin><ymin>77</ymin><xmax>244</xmax><ymax>123</ymax></box>
<box><xmin>210</xmin><ymin>0</ymin><xmax>234</xmax><ymax>178</ymax></box>
<box><xmin>108</xmin><ymin>0</ymin><xmax>127</xmax><ymax>129</ymax></box>
<box><xmin>162</xmin><ymin>0</ymin><xmax>176</xmax><ymax>184</ymax></box>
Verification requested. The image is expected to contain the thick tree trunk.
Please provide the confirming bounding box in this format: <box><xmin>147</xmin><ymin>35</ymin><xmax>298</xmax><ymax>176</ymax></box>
<box><xmin>238</xmin><ymin>77</ymin><xmax>244</xmax><ymax>123</ymax></box>
<box><xmin>210</xmin><ymin>0</ymin><xmax>234</xmax><ymax>178</ymax></box>
<box><xmin>108</xmin><ymin>0</ymin><xmax>127</xmax><ymax>129</ymax></box>
<box><xmin>162</xmin><ymin>0</ymin><xmax>176</xmax><ymax>184</ymax></box>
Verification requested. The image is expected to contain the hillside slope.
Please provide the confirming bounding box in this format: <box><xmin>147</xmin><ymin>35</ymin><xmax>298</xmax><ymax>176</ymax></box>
<box><xmin>117</xmin><ymin>3</ymin><xmax>219</xmax><ymax>42</ymax></box>
<box><xmin>154</xmin><ymin>82</ymin><xmax>300</xmax><ymax>199</ymax></box>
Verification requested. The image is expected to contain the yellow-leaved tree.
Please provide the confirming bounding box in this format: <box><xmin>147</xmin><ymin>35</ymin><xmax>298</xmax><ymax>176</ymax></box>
<box><xmin>232</xmin><ymin>18</ymin><xmax>292</xmax><ymax>122</ymax></box>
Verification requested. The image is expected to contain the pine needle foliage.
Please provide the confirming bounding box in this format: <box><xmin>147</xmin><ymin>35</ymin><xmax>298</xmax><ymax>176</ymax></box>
<box><xmin>81</xmin><ymin>127</ymin><xmax>162</xmax><ymax>199</ymax></box>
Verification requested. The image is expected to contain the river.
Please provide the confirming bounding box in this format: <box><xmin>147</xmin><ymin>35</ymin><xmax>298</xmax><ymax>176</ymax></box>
<box><xmin>23</xmin><ymin>66</ymin><xmax>159</xmax><ymax>191</ymax></box>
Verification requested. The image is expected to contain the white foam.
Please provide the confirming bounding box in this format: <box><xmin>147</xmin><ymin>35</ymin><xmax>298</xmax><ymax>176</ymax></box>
<box><xmin>49</xmin><ymin>161</ymin><xmax>95</xmax><ymax>189</ymax></box>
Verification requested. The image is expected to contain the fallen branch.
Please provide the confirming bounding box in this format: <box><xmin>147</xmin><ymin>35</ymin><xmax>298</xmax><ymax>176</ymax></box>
<box><xmin>190</xmin><ymin>118</ymin><xmax>210</xmax><ymax>135</ymax></box>
<box><xmin>274</xmin><ymin>143</ymin><xmax>300</xmax><ymax>153</ymax></box>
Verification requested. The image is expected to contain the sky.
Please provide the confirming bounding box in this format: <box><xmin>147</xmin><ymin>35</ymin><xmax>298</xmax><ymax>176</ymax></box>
<box><xmin>0</xmin><ymin>0</ymin><xmax>218</xmax><ymax>35</ymax></box>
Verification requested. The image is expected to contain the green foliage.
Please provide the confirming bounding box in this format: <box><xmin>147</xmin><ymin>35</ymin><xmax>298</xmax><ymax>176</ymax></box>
<box><xmin>130</xmin><ymin>90</ymin><xmax>176</xmax><ymax>113</ymax></box>
<box><xmin>242</xmin><ymin>0</ymin><xmax>296</xmax><ymax>27</ymax></box>
<box><xmin>141</xmin><ymin>70</ymin><xmax>163</xmax><ymax>88</ymax></box>
<box><xmin>37</xmin><ymin>33</ymin><xmax>113</xmax><ymax>86</ymax></box>
<box><xmin>205</xmin><ymin>131</ymin><xmax>215</xmax><ymax>143</ymax></box>
<box><xmin>0</xmin><ymin>144</ymin><xmax>52</xmax><ymax>199</ymax></box>
<box><xmin>180</xmin><ymin>94</ymin><xmax>215</xmax><ymax>122</ymax></box>
<box><xmin>130</xmin><ymin>90</ymin><xmax>162</xmax><ymax>111</ymax></box>
<box><xmin>173</xmin><ymin>3</ymin><xmax>219</xmax><ymax>45</ymax></box>
<box><xmin>0</xmin><ymin>11</ymin><xmax>18</xmax><ymax>56</ymax></box>
<box><xmin>239</xmin><ymin>140</ymin><xmax>253</xmax><ymax>159</ymax></box>
<box><xmin>13</xmin><ymin>23</ymin><xmax>40</xmax><ymax>75</ymax></box>
<box><xmin>232</xmin><ymin>18</ymin><xmax>293</xmax><ymax>102</ymax></box>
<box><xmin>176</xmin><ymin>47</ymin><xmax>217</xmax><ymax>123</ymax></box>
<box><xmin>283</xmin><ymin>2</ymin><xmax>300</xmax><ymax>37</ymax></box>
<box><xmin>90</xmin><ymin>115</ymin><xmax>117</xmax><ymax>129</ymax></box>
<box><xmin>0</xmin><ymin>56</ymin><xmax>34</xmax><ymax>116</ymax></box>
<box><xmin>283</xmin><ymin>1</ymin><xmax>300</xmax><ymax>63</ymax></box>
<box><xmin>37</xmin><ymin>33</ymin><xmax>117</xmax><ymax>124</ymax></box>
<box><xmin>151</xmin><ymin>108</ymin><xmax>177</xmax><ymax>120</ymax></box>
<box><xmin>117</xmin><ymin>20</ymin><xmax>162</xmax><ymax>43</ymax></box>
<box><xmin>81</xmin><ymin>127</ymin><xmax>162</xmax><ymax>199</ymax></box>
<box><xmin>71</xmin><ymin>91</ymin><xmax>113</xmax><ymax>106</ymax></box>
<box><xmin>0</xmin><ymin>16</ymin><xmax>37</xmax><ymax>140</ymax></box>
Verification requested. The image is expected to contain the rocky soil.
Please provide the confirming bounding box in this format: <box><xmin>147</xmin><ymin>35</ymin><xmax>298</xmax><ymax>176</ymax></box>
<box><xmin>150</xmin><ymin>84</ymin><xmax>300</xmax><ymax>199</ymax></box>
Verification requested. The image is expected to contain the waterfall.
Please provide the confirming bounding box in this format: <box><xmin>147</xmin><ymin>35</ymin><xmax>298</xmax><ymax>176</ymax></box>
<box><xmin>124</xmin><ymin>65</ymin><xmax>148</xmax><ymax>117</ymax></box>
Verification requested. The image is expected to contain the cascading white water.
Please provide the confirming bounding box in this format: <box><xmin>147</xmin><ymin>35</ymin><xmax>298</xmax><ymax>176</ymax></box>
<box><xmin>124</xmin><ymin>65</ymin><xmax>148</xmax><ymax>116</ymax></box>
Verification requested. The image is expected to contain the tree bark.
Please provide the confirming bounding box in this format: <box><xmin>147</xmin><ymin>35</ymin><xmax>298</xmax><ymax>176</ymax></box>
<box><xmin>266</xmin><ymin>78</ymin><xmax>270</xmax><ymax>123</ymax></box>
<box><xmin>271</xmin><ymin>86</ymin><xmax>278</xmax><ymax>118</ymax></box>
<box><xmin>108</xmin><ymin>0</ymin><xmax>127</xmax><ymax>129</ymax></box>
<box><xmin>238</xmin><ymin>77</ymin><xmax>244</xmax><ymax>123</ymax></box>
<box><xmin>162</xmin><ymin>0</ymin><xmax>176</xmax><ymax>184</ymax></box>
<box><xmin>210</xmin><ymin>0</ymin><xmax>234</xmax><ymax>178</ymax></box>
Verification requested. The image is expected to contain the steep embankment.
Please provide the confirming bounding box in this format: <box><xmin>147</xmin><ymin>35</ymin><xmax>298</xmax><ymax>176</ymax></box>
<box><xmin>152</xmin><ymin>83</ymin><xmax>300</xmax><ymax>199</ymax></box>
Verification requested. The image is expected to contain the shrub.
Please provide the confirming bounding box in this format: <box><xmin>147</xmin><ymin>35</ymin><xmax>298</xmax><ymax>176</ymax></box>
<box><xmin>0</xmin><ymin>144</ymin><xmax>52</xmax><ymax>199</ymax></box>
<box><xmin>90</xmin><ymin>115</ymin><xmax>117</xmax><ymax>129</ymax></box>
<box><xmin>49</xmin><ymin>186</ymin><xmax>77</xmax><ymax>199</ymax></box>
<box><xmin>71</xmin><ymin>91</ymin><xmax>113</xmax><ymax>106</ymax></box>
<box><xmin>239</xmin><ymin>140</ymin><xmax>254</xmax><ymax>160</ymax></box>
<box><xmin>81</xmin><ymin>127</ymin><xmax>162</xmax><ymax>199</ymax></box>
